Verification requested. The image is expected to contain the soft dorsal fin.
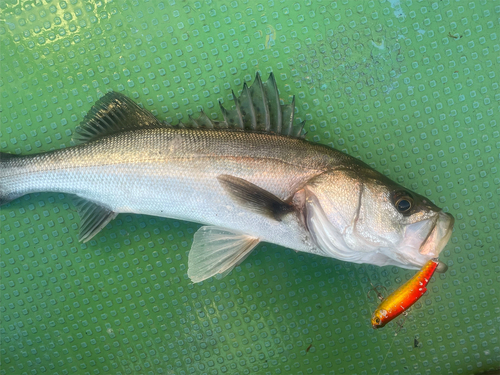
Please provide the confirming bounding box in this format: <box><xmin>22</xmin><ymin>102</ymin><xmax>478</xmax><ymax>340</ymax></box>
<box><xmin>75</xmin><ymin>73</ymin><xmax>305</xmax><ymax>144</ymax></box>
<box><xmin>74</xmin><ymin>92</ymin><xmax>164</xmax><ymax>144</ymax></box>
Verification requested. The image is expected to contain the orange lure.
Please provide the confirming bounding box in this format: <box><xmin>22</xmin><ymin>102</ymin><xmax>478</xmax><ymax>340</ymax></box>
<box><xmin>371</xmin><ymin>258</ymin><xmax>443</xmax><ymax>329</ymax></box>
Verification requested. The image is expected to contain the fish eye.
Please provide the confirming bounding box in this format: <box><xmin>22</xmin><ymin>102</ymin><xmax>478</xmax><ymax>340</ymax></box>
<box><xmin>375</xmin><ymin>317</ymin><xmax>380</xmax><ymax>323</ymax></box>
<box><xmin>395</xmin><ymin>196</ymin><xmax>413</xmax><ymax>213</ymax></box>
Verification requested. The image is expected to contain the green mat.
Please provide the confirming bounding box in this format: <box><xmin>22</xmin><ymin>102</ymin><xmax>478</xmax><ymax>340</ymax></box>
<box><xmin>1</xmin><ymin>0</ymin><xmax>499</xmax><ymax>374</ymax></box>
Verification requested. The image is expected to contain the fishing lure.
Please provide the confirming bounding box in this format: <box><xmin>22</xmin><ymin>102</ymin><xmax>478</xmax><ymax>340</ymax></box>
<box><xmin>371</xmin><ymin>258</ymin><xmax>447</xmax><ymax>329</ymax></box>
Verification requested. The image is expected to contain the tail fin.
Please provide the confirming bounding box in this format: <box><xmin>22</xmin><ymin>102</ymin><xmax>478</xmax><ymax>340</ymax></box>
<box><xmin>0</xmin><ymin>152</ymin><xmax>20</xmax><ymax>206</ymax></box>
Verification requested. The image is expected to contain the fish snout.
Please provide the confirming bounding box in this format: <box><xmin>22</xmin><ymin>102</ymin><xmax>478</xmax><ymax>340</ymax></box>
<box><xmin>419</xmin><ymin>211</ymin><xmax>455</xmax><ymax>256</ymax></box>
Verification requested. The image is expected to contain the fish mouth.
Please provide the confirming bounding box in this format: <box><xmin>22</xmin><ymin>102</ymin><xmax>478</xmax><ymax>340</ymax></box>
<box><xmin>418</xmin><ymin>211</ymin><xmax>455</xmax><ymax>257</ymax></box>
<box><xmin>395</xmin><ymin>211</ymin><xmax>454</xmax><ymax>268</ymax></box>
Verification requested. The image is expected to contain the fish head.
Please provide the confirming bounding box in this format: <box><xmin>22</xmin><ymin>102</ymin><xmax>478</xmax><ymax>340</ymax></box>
<box><xmin>303</xmin><ymin>168</ymin><xmax>454</xmax><ymax>269</ymax></box>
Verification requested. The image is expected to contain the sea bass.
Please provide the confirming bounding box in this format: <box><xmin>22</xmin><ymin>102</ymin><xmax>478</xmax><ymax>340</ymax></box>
<box><xmin>0</xmin><ymin>73</ymin><xmax>454</xmax><ymax>283</ymax></box>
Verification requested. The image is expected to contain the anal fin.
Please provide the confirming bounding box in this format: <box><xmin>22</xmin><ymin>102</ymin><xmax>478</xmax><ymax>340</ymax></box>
<box><xmin>74</xmin><ymin>198</ymin><xmax>118</xmax><ymax>242</ymax></box>
<box><xmin>187</xmin><ymin>226</ymin><xmax>260</xmax><ymax>283</ymax></box>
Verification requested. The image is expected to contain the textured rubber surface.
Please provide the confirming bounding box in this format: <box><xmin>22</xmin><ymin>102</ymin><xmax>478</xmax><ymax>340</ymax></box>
<box><xmin>1</xmin><ymin>1</ymin><xmax>499</xmax><ymax>375</ymax></box>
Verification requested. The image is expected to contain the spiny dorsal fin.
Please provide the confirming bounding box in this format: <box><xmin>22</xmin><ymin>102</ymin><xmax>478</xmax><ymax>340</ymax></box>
<box><xmin>220</xmin><ymin>73</ymin><xmax>305</xmax><ymax>138</ymax></box>
<box><xmin>75</xmin><ymin>73</ymin><xmax>305</xmax><ymax>144</ymax></box>
<box><xmin>180</xmin><ymin>111</ymin><xmax>229</xmax><ymax>130</ymax></box>
<box><xmin>74</xmin><ymin>92</ymin><xmax>165</xmax><ymax>144</ymax></box>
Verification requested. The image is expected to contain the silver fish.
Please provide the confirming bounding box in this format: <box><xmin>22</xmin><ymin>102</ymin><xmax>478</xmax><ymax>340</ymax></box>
<box><xmin>0</xmin><ymin>73</ymin><xmax>454</xmax><ymax>283</ymax></box>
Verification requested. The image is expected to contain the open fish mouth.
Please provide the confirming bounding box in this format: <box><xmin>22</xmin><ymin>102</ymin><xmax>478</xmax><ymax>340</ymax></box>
<box><xmin>391</xmin><ymin>211</ymin><xmax>455</xmax><ymax>268</ymax></box>
<box><xmin>419</xmin><ymin>211</ymin><xmax>455</xmax><ymax>257</ymax></box>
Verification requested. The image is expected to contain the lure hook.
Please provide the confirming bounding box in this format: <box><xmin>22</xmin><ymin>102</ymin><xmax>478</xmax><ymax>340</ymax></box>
<box><xmin>367</xmin><ymin>282</ymin><xmax>387</xmax><ymax>302</ymax></box>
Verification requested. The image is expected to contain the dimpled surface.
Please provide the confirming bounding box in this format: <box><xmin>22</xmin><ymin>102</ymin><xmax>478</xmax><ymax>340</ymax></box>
<box><xmin>0</xmin><ymin>1</ymin><xmax>499</xmax><ymax>375</ymax></box>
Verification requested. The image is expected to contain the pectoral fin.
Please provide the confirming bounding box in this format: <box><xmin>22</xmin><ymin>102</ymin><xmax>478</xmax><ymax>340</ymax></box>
<box><xmin>187</xmin><ymin>226</ymin><xmax>260</xmax><ymax>283</ymax></box>
<box><xmin>217</xmin><ymin>175</ymin><xmax>294</xmax><ymax>221</ymax></box>
<box><xmin>74</xmin><ymin>198</ymin><xmax>118</xmax><ymax>243</ymax></box>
